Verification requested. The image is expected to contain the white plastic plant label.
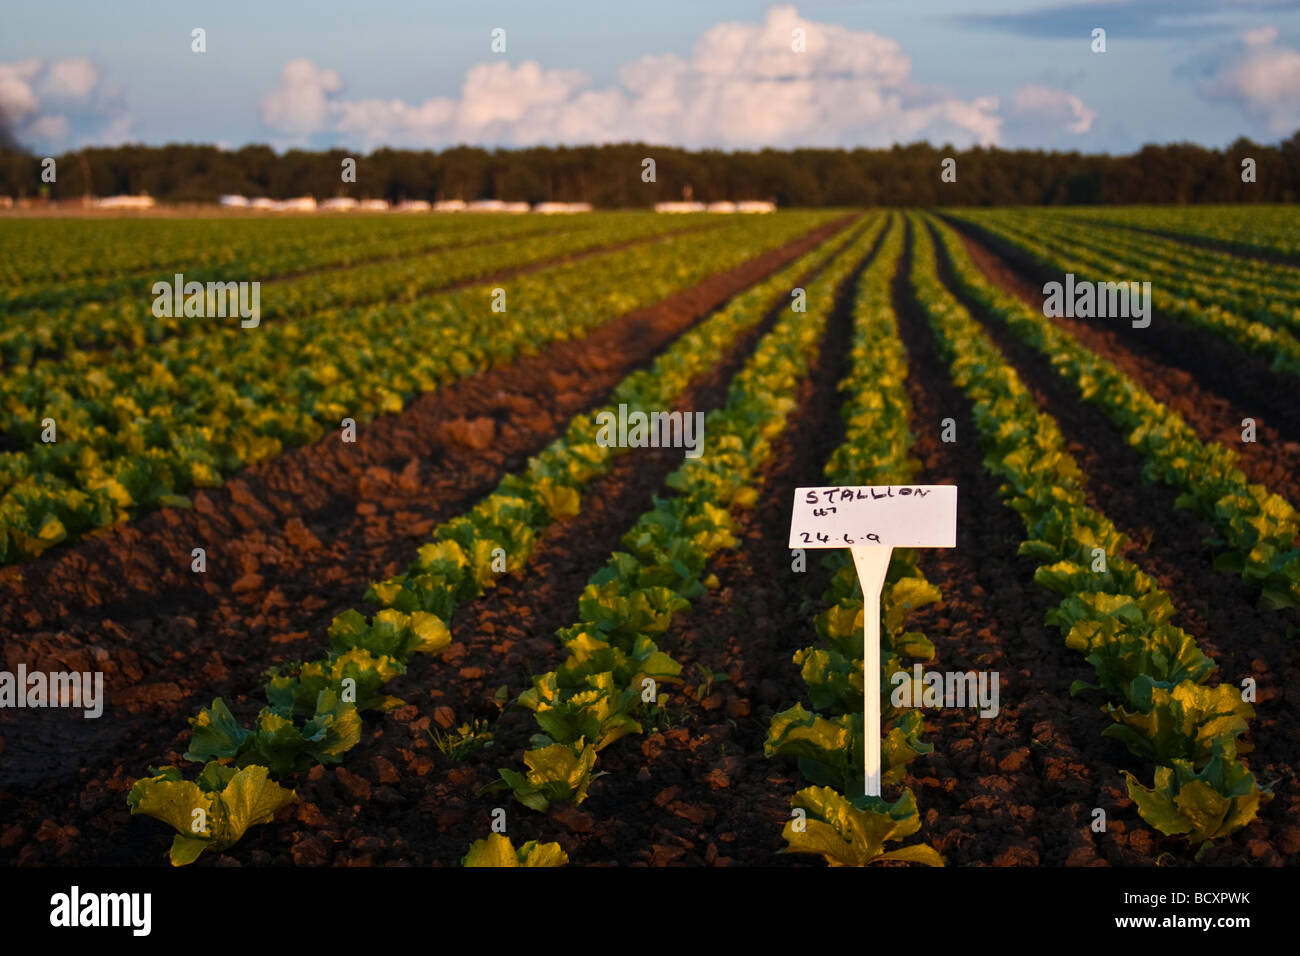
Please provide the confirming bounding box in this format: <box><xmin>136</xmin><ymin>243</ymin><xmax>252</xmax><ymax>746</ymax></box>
<box><xmin>788</xmin><ymin>485</ymin><xmax>957</xmax><ymax>549</ymax></box>
<box><xmin>789</xmin><ymin>485</ymin><xmax>957</xmax><ymax>797</ymax></box>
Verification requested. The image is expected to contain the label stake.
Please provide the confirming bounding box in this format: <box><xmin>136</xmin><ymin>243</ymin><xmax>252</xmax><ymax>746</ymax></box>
<box><xmin>789</xmin><ymin>485</ymin><xmax>957</xmax><ymax>797</ymax></box>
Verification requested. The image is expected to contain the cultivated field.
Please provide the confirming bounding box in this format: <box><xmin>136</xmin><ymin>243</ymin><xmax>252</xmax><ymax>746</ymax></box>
<box><xmin>0</xmin><ymin>207</ymin><xmax>1296</xmax><ymax>867</ymax></box>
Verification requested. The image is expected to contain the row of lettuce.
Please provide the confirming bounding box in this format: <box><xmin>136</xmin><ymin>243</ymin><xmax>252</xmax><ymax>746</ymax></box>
<box><xmin>951</xmin><ymin>210</ymin><xmax>1300</xmax><ymax>378</ymax></box>
<box><xmin>909</xmin><ymin>216</ymin><xmax>1268</xmax><ymax>852</ymax></box>
<box><xmin>2</xmin><ymin>213</ymin><xmax>706</xmax><ymax>364</ymax></box>
<box><xmin>763</xmin><ymin>215</ymin><xmax>944</xmax><ymax>866</ymax></box>
<box><xmin>124</xmin><ymin>214</ymin><xmax>865</xmax><ymax>864</ymax></box>
<box><xmin>0</xmin><ymin>212</ymin><xmax>835</xmax><ymax>565</ymax></box>
<box><xmin>1</xmin><ymin>212</ymin><xmax>587</xmax><ymax>307</ymax></box>
<box><xmin>1050</xmin><ymin>205</ymin><xmax>1300</xmax><ymax>262</ymax></box>
<box><xmin>928</xmin><ymin>216</ymin><xmax>1300</xmax><ymax>611</ymax></box>
<box><xmin>970</xmin><ymin>209</ymin><xmax>1300</xmax><ymax>329</ymax></box>
<box><xmin>470</xmin><ymin>218</ymin><xmax>884</xmax><ymax>858</ymax></box>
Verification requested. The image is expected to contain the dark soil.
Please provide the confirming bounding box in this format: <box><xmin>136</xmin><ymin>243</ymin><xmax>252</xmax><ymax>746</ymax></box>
<box><xmin>0</xmin><ymin>215</ymin><xmax>856</xmax><ymax>865</ymax></box>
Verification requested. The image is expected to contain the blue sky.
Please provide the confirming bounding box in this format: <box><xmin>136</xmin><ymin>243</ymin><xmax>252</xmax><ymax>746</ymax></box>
<box><xmin>2</xmin><ymin>1</ymin><xmax>1298</xmax><ymax>154</ymax></box>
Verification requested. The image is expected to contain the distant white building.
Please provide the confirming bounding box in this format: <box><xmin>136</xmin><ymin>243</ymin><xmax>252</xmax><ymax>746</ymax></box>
<box><xmin>219</xmin><ymin>194</ymin><xmax>250</xmax><ymax>208</ymax></box>
<box><xmin>706</xmin><ymin>201</ymin><xmax>738</xmax><ymax>213</ymax></box>
<box><xmin>735</xmin><ymin>200</ymin><xmax>777</xmax><ymax>213</ymax></box>
<box><xmin>466</xmin><ymin>199</ymin><xmax>529</xmax><ymax>213</ymax></box>
<box><xmin>250</xmin><ymin>197</ymin><xmax>276</xmax><ymax>210</ymax></box>
<box><xmin>653</xmin><ymin>201</ymin><xmax>706</xmax><ymax>213</ymax></box>
<box><xmin>358</xmin><ymin>198</ymin><xmax>389</xmax><ymax>211</ymax></box>
<box><xmin>433</xmin><ymin>199</ymin><xmax>467</xmax><ymax>212</ymax></box>
<box><xmin>319</xmin><ymin>197</ymin><xmax>359</xmax><ymax>212</ymax></box>
<box><xmin>533</xmin><ymin>201</ymin><xmax>594</xmax><ymax>214</ymax></box>
<box><xmin>273</xmin><ymin>196</ymin><xmax>317</xmax><ymax>212</ymax></box>
<box><xmin>96</xmin><ymin>194</ymin><xmax>156</xmax><ymax>209</ymax></box>
<box><xmin>395</xmin><ymin>200</ymin><xmax>431</xmax><ymax>212</ymax></box>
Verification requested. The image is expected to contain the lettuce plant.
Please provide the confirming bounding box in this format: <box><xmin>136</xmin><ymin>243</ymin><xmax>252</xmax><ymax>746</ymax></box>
<box><xmin>127</xmin><ymin>763</ymin><xmax>295</xmax><ymax>866</ymax></box>
<box><xmin>1103</xmin><ymin>677</ymin><xmax>1254</xmax><ymax>766</ymax></box>
<box><xmin>782</xmin><ymin>786</ymin><xmax>943</xmax><ymax>867</ymax></box>
<box><xmin>327</xmin><ymin>607</ymin><xmax>451</xmax><ymax>659</ymax></box>
<box><xmin>265</xmin><ymin>647</ymin><xmax>406</xmax><ymax>716</ymax></box>
<box><xmin>519</xmin><ymin>670</ymin><xmax>642</xmax><ymax>751</ymax></box>
<box><xmin>462</xmin><ymin>833</ymin><xmax>568</xmax><ymax>867</ymax></box>
<box><xmin>766</xmin><ymin>703</ymin><xmax>930</xmax><ymax>792</ymax></box>
<box><xmin>495</xmin><ymin>740</ymin><xmax>599</xmax><ymax>812</ymax></box>
<box><xmin>184</xmin><ymin>691</ymin><xmax>362</xmax><ymax>778</ymax></box>
<box><xmin>1122</xmin><ymin>744</ymin><xmax>1270</xmax><ymax>854</ymax></box>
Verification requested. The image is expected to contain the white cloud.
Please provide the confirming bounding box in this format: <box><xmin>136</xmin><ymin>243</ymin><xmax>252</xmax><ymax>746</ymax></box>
<box><xmin>1243</xmin><ymin>26</ymin><xmax>1278</xmax><ymax>48</ymax></box>
<box><xmin>27</xmin><ymin>114</ymin><xmax>69</xmax><ymax>142</ymax></box>
<box><xmin>43</xmin><ymin>58</ymin><xmax>98</xmax><ymax>99</ymax></box>
<box><xmin>259</xmin><ymin>59</ymin><xmax>343</xmax><ymax>135</ymax></box>
<box><xmin>0</xmin><ymin>56</ymin><xmax>126</xmax><ymax>149</ymax></box>
<box><xmin>333</xmin><ymin>97</ymin><xmax>456</xmax><ymax>148</ymax></box>
<box><xmin>1010</xmin><ymin>85</ymin><xmax>1097</xmax><ymax>136</ymax></box>
<box><xmin>259</xmin><ymin>5</ymin><xmax>1096</xmax><ymax>150</ymax></box>
<box><xmin>1200</xmin><ymin>27</ymin><xmax>1300</xmax><ymax>135</ymax></box>
<box><xmin>602</xmin><ymin>6</ymin><xmax>1001</xmax><ymax>148</ymax></box>
<box><xmin>0</xmin><ymin>58</ymin><xmax>43</xmax><ymax>124</ymax></box>
<box><xmin>459</xmin><ymin>61</ymin><xmax>589</xmax><ymax>129</ymax></box>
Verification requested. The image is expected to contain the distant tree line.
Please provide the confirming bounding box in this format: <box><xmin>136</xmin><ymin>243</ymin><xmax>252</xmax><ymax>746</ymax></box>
<box><xmin>1</xmin><ymin>134</ymin><xmax>1296</xmax><ymax>206</ymax></box>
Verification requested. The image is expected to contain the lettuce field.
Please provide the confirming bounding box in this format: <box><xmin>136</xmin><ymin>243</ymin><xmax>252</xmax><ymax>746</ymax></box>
<box><xmin>1</xmin><ymin>207</ymin><xmax>1297</xmax><ymax>869</ymax></box>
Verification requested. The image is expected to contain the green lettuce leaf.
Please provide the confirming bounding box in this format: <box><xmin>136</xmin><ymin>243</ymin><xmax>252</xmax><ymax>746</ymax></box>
<box><xmin>496</xmin><ymin>740</ymin><xmax>598</xmax><ymax>812</ymax></box>
<box><xmin>1122</xmin><ymin>745</ymin><xmax>1269</xmax><ymax>847</ymax></box>
<box><xmin>462</xmin><ymin>833</ymin><xmax>569</xmax><ymax>867</ymax></box>
<box><xmin>127</xmin><ymin>762</ymin><xmax>295</xmax><ymax>866</ymax></box>
<box><xmin>1102</xmin><ymin>677</ymin><xmax>1253</xmax><ymax>766</ymax></box>
<box><xmin>781</xmin><ymin>786</ymin><xmax>943</xmax><ymax>867</ymax></box>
